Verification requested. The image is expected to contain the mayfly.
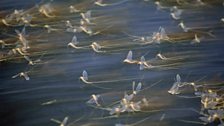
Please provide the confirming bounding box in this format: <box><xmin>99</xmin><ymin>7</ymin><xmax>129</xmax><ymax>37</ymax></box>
<box><xmin>168</xmin><ymin>74</ymin><xmax>182</xmax><ymax>95</ymax></box>
<box><xmin>178</xmin><ymin>21</ymin><xmax>190</xmax><ymax>32</ymax></box>
<box><xmin>39</xmin><ymin>3</ymin><xmax>55</xmax><ymax>18</ymax></box>
<box><xmin>87</xmin><ymin>94</ymin><xmax>101</xmax><ymax>106</ymax></box>
<box><xmin>132</xmin><ymin>81</ymin><xmax>142</xmax><ymax>95</ymax></box>
<box><xmin>90</xmin><ymin>42</ymin><xmax>106</xmax><ymax>53</ymax></box>
<box><xmin>170</xmin><ymin>6</ymin><xmax>183</xmax><ymax>20</ymax></box>
<box><xmin>80</xmin><ymin>70</ymin><xmax>91</xmax><ymax>84</ymax></box>
<box><xmin>94</xmin><ymin>0</ymin><xmax>130</xmax><ymax>7</ymax></box>
<box><xmin>15</xmin><ymin>27</ymin><xmax>30</xmax><ymax>50</ymax></box>
<box><xmin>156</xmin><ymin>53</ymin><xmax>168</xmax><ymax>60</ymax></box>
<box><xmin>60</xmin><ymin>117</ymin><xmax>68</xmax><ymax>126</ymax></box>
<box><xmin>139</xmin><ymin>56</ymin><xmax>154</xmax><ymax>70</ymax></box>
<box><xmin>12</xmin><ymin>71</ymin><xmax>30</xmax><ymax>80</ymax></box>
<box><xmin>80</xmin><ymin>10</ymin><xmax>95</xmax><ymax>25</ymax></box>
<box><xmin>123</xmin><ymin>50</ymin><xmax>138</xmax><ymax>64</ymax></box>
<box><xmin>69</xmin><ymin>5</ymin><xmax>80</xmax><ymax>13</ymax></box>
<box><xmin>67</xmin><ymin>35</ymin><xmax>88</xmax><ymax>49</ymax></box>
<box><xmin>191</xmin><ymin>34</ymin><xmax>201</xmax><ymax>44</ymax></box>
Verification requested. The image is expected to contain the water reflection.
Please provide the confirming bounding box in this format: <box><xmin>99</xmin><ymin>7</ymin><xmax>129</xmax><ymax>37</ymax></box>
<box><xmin>0</xmin><ymin>0</ymin><xmax>224</xmax><ymax>126</ymax></box>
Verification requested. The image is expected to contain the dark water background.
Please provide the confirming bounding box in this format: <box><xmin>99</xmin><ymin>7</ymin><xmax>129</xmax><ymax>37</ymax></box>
<box><xmin>0</xmin><ymin>0</ymin><xmax>224</xmax><ymax>126</ymax></box>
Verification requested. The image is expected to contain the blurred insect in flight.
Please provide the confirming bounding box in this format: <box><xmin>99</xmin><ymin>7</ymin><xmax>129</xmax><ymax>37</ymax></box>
<box><xmin>12</xmin><ymin>71</ymin><xmax>30</xmax><ymax>80</ymax></box>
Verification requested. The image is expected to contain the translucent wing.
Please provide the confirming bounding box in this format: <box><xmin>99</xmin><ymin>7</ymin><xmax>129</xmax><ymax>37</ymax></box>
<box><xmin>24</xmin><ymin>56</ymin><xmax>32</xmax><ymax>62</ymax></box>
<box><xmin>15</xmin><ymin>29</ymin><xmax>21</xmax><ymax>35</ymax></box>
<box><xmin>82</xmin><ymin>70</ymin><xmax>88</xmax><ymax>81</ymax></box>
<box><xmin>85</xmin><ymin>10</ymin><xmax>91</xmax><ymax>19</ymax></box>
<box><xmin>142</xmin><ymin>98</ymin><xmax>149</xmax><ymax>106</ymax></box>
<box><xmin>217</xmin><ymin>110</ymin><xmax>224</xmax><ymax>117</ymax></box>
<box><xmin>21</xmin><ymin>27</ymin><xmax>26</xmax><ymax>35</ymax></box>
<box><xmin>92</xmin><ymin>94</ymin><xmax>99</xmax><ymax>101</ymax></box>
<box><xmin>124</xmin><ymin>92</ymin><xmax>134</xmax><ymax>101</ymax></box>
<box><xmin>60</xmin><ymin>117</ymin><xmax>68</xmax><ymax>126</ymax></box>
<box><xmin>96</xmin><ymin>94</ymin><xmax>101</xmax><ymax>98</ymax></box>
<box><xmin>126</xmin><ymin>50</ymin><xmax>133</xmax><ymax>60</ymax></box>
<box><xmin>145</xmin><ymin>36</ymin><xmax>153</xmax><ymax>42</ymax></box>
<box><xmin>120</xmin><ymin>103</ymin><xmax>128</xmax><ymax>112</ymax></box>
<box><xmin>207</xmin><ymin>102</ymin><xmax>218</xmax><ymax>109</ymax></box>
<box><xmin>168</xmin><ymin>82</ymin><xmax>180</xmax><ymax>95</ymax></box>
<box><xmin>171</xmin><ymin>13</ymin><xmax>180</xmax><ymax>20</ymax></box>
<box><xmin>152</xmin><ymin>32</ymin><xmax>157</xmax><ymax>38</ymax></box>
<box><xmin>176</xmin><ymin>74</ymin><xmax>181</xmax><ymax>83</ymax></box>
<box><xmin>175</xmin><ymin>9</ymin><xmax>182</xmax><ymax>17</ymax></box>
<box><xmin>158</xmin><ymin>26</ymin><xmax>162</xmax><ymax>32</ymax></box>
<box><xmin>71</xmin><ymin>35</ymin><xmax>78</xmax><ymax>44</ymax></box>
<box><xmin>136</xmin><ymin>82</ymin><xmax>142</xmax><ymax>92</ymax></box>
<box><xmin>139</xmin><ymin>63</ymin><xmax>144</xmax><ymax>70</ymax></box>
<box><xmin>88</xmin><ymin>94</ymin><xmax>100</xmax><ymax>106</ymax></box>
<box><xmin>199</xmin><ymin>116</ymin><xmax>210</xmax><ymax>123</ymax></box>
<box><xmin>160</xmin><ymin>27</ymin><xmax>168</xmax><ymax>39</ymax></box>
<box><xmin>109</xmin><ymin>107</ymin><xmax>117</xmax><ymax>115</ymax></box>
<box><xmin>132</xmin><ymin>81</ymin><xmax>135</xmax><ymax>92</ymax></box>
<box><xmin>171</xmin><ymin>6</ymin><xmax>182</xmax><ymax>16</ymax></box>
<box><xmin>160</xmin><ymin>113</ymin><xmax>166</xmax><ymax>121</ymax></box>
<box><xmin>86</xmin><ymin>98</ymin><xmax>94</xmax><ymax>104</ymax></box>
<box><xmin>207</xmin><ymin>110</ymin><xmax>217</xmax><ymax>115</ymax></box>
<box><xmin>66</xmin><ymin>28</ymin><xmax>77</xmax><ymax>33</ymax></box>
<box><xmin>23</xmin><ymin>73</ymin><xmax>30</xmax><ymax>80</ymax></box>
<box><xmin>87</xmin><ymin>95</ymin><xmax>98</xmax><ymax>104</ymax></box>
<box><xmin>140</xmin><ymin>56</ymin><xmax>145</xmax><ymax>63</ymax></box>
<box><xmin>45</xmin><ymin>3</ymin><xmax>53</xmax><ymax>13</ymax></box>
<box><xmin>86</xmin><ymin>27</ymin><xmax>93</xmax><ymax>35</ymax></box>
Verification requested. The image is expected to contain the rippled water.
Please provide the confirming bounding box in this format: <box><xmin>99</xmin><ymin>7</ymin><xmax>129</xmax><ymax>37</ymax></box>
<box><xmin>0</xmin><ymin>0</ymin><xmax>224</xmax><ymax>126</ymax></box>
